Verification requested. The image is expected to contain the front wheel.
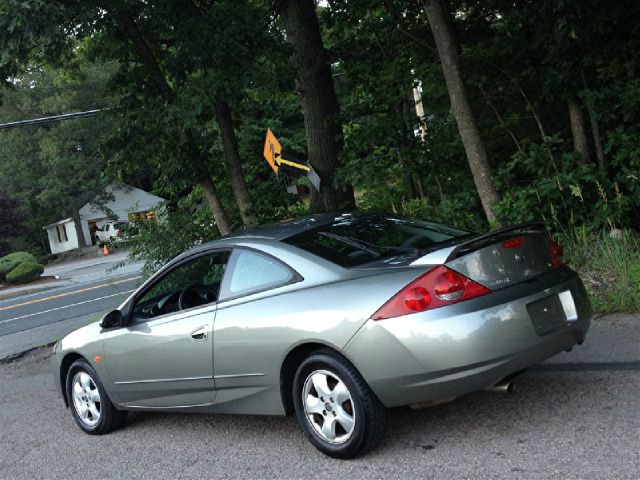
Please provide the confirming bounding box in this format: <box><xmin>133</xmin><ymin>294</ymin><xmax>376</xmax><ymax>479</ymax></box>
<box><xmin>292</xmin><ymin>350</ymin><xmax>387</xmax><ymax>459</ymax></box>
<box><xmin>66</xmin><ymin>359</ymin><xmax>127</xmax><ymax>434</ymax></box>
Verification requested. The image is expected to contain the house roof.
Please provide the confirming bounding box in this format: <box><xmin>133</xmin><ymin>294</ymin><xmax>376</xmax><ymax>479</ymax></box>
<box><xmin>79</xmin><ymin>183</ymin><xmax>165</xmax><ymax>220</ymax></box>
<box><xmin>43</xmin><ymin>218</ymin><xmax>73</xmax><ymax>230</ymax></box>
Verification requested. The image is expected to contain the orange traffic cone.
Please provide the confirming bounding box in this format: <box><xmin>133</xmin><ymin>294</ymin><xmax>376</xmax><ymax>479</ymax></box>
<box><xmin>103</xmin><ymin>244</ymin><xmax>110</xmax><ymax>256</ymax></box>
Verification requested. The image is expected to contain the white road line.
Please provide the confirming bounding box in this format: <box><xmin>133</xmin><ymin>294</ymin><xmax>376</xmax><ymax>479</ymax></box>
<box><xmin>0</xmin><ymin>272</ymin><xmax>141</xmax><ymax>306</ymax></box>
<box><xmin>0</xmin><ymin>289</ymin><xmax>136</xmax><ymax>325</ymax></box>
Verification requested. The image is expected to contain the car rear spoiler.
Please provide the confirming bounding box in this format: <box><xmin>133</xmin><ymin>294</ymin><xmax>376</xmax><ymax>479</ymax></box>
<box><xmin>411</xmin><ymin>222</ymin><xmax>547</xmax><ymax>266</ymax></box>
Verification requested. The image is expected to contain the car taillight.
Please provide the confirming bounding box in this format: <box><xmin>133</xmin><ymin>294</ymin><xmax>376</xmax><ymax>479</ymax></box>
<box><xmin>372</xmin><ymin>265</ymin><xmax>491</xmax><ymax>320</ymax></box>
<box><xmin>501</xmin><ymin>236</ymin><xmax>524</xmax><ymax>249</ymax></box>
<box><xmin>550</xmin><ymin>240</ymin><xmax>563</xmax><ymax>268</ymax></box>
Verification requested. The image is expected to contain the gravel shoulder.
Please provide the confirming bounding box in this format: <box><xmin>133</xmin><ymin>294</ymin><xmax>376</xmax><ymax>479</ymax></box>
<box><xmin>1</xmin><ymin>315</ymin><xmax>638</xmax><ymax>479</ymax></box>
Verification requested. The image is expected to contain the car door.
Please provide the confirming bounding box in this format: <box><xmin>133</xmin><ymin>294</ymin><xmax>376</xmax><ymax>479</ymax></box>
<box><xmin>212</xmin><ymin>248</ymin><xmax>301</xmax><ymax>409</ymax></box>
<box><xmin>103</xmin><ymin>250</ymin><xmax>229</xmax><ymax>408</ymax></box>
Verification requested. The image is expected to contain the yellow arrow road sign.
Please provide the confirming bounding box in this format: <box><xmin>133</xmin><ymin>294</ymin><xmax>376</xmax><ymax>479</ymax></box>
<box><xmin>264</xmin><ymin>129</ymin><xmax>311</xmax><ymax>173</ymax></box>
<box><xmin>263</xmin><ymin>128</ymin><xmax>281</xmax><ymax>174</ymax></box>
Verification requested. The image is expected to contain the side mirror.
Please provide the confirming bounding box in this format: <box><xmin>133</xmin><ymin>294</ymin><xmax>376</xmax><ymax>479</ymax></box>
<box><xmin>100</xmin><ymin>309</ymin><xmax>124</xmax><ymax>329</ymax></box>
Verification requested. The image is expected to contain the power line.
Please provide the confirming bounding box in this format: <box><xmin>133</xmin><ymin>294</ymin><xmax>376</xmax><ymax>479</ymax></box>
<box><xmin>1</xmin><ymin>94</ymin><xmax>124</xmax><ymax>121</ymax></box>
<box><xmin>0</xmin><ymin>109</ymin><xmax>104</xmax><ymax>130</ymax></box>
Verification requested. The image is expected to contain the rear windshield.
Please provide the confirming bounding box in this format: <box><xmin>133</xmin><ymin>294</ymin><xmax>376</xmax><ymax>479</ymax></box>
<box><xmin>283</xmin><ymin>215</ymin><xmax>470</xmax><ymax>268</ymax></box>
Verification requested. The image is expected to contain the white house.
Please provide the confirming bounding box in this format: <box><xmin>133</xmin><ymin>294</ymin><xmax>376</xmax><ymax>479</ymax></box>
<box><xmin>78</xmin><ymin>184</ymin><xmax>165</xmax><ymax>244</ymax></box>
<box><xmin>43</xmin><ymin>184</ymin><xmax>165</xmax><ymax>254</ymax></box>
<box><xmin>43</xmin><ymin>218</ymin><xmax>80</xmax><ymax>254</ymax></box>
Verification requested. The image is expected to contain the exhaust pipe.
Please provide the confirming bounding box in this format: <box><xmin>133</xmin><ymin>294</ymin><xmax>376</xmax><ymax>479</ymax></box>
<box><xmin>487</xmin><ymin>380</ymin><xmax>516</xmax><ymax>394</ymax></box>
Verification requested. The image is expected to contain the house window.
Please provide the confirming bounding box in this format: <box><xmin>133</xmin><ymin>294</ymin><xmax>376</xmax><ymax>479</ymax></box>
<box><xmin>57</xmin><ymin>224</ymin><xmax>68</xmax><ymax>243</ymax></box>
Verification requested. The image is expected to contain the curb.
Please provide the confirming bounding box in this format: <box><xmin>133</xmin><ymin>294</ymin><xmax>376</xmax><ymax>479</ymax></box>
<box><xmin>0</xmin><ymin>342</ymin><xmax>55</xmax><ymax>365</ymax></box>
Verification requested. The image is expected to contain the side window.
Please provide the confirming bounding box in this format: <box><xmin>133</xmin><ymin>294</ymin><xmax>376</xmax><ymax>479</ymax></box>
<box><xmin>133</xmin><ymin>251</ymin><xmax>230</xmax><ymax>320</ymax></box>
<box><xmin>221</xmin><ymin>249</ymin><xmax>294</xmax><ymax>299</ymax></box>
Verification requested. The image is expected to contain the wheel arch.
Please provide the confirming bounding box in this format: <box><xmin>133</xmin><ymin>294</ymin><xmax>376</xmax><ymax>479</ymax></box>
<box><xmin>280</xmin><ymin>342</ymin><xmax>361</xmax><ymax>415</ymax></box>
<box><xmin>59</xmin><ymin>352</ymin><xmax>87</xmax><ymax>407</ymax></box>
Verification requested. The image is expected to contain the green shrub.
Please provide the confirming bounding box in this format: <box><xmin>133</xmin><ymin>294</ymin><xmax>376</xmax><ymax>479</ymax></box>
<box><xmin>0</xmin><ymin>252</ymin><xmax>39</xmax><ymax>280</ymax></box>
<box><xmin>5</xmin><ymin>261</ymin><xmax>44</xmax><ymax>284</ymax></box>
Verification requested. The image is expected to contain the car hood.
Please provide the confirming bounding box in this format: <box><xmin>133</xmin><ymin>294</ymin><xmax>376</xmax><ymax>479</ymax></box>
<box><xmin>59</xmin><ymin>320</ymin><xmax>103</xmax><ymax>353</ymax></box>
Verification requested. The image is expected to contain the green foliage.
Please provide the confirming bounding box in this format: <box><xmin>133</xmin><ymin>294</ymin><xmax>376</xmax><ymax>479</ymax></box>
<box><xmin>400</xmin><ymin>197</ymin><xmax>486</xmax><ymax>233</ymax></box>
<box><xmin>0</xmin><ymin>252</ymin><xmax>38</xmax><ymax>280</ymax></box>
<box><xmin>5</xmin><ymin>261</ymin><xmax>44</xmax><ymax>284</ymax></box>
<box><xmin>0</xmin><ymin>189</ymin><xmax>25</xmax><ymax>256</ymax></box>
<box><xmin>559</xmin><ymin>227</ymin><xmax>640</xmax><ymax>313</ymax></box>
<box><xmin>494</xmin><ymin>136</ymin><xmax>639</xmax><ymax>229</ymax></box>
<box><xmin>0</xmin><ymin>55</ymin><xmax>115</xmax><ymax>253</ymax></box>
<box><xmin>124</xmin><ymin>190</ymin><xmax>221</xmax><ymax>275</ymax></box>
<box><xmin>1</xmin><ymin>251</ymin><xmax>44</xmax><ymax>284</ymax></box>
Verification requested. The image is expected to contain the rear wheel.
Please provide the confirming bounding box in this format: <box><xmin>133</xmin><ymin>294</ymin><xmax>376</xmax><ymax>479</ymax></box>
<box><xmin>292</xmin><ymin>350</ymin><xmax>387</xmax><ymax>459</ymax></box>
<box><xmin>66</xmin><ymin>359</ymin><xmax>126</xmax><ymax>434</ymax></box>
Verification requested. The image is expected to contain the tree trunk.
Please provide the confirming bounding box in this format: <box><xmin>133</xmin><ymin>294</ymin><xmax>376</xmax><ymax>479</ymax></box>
<box><xmin>183</xmin><ymin>131</ymin><xmax>232</xmax><ymax>235</ymax></box>
<box><xmin>586</xmin><ymin>102</ymin><xmax>607</xmax><ymax>175</ymax></box>
<box><xmin>421</xmin><ymin>0</ymin><xmax>501</xmax><ymax>226</ymax></box>
<box><xmin>416</xmin><ymin>175</ymin><xmax>426</xmax><ymax>199</ymax></box>
<box><xmin>403</xmin><ymin>172</ymin><xmax>416</xmax><ymax>199</ymax></box>
<box><xmin>277</xmin><ymin>0</ymin><xmax>356</xmax><ymax>213</ymax></box>
<box><xmin>215</xmin><ymin>101</ymin><xmax>257</xmax><ymax>226</ymax></box>
<box><xmin>394</xmin><ymin>91</ymin><xmax>417</xmax><ymax>200</ymax></box>
<box><xmin>201</xmin><ymin>178</ymin><xmax>231</xmax><ymax>235</ymax></box>
<box><xmin>581</xmin><ymin>71</ymin><xmax>607</xmax><ymax>175</ymax></box>
<box><xmin>71</xmin><ymin>198</ymin><xmax>87</xmax><ymax>248</ymax></box>
<box><xmin>567</xmin><ymin>96</ymin><xmax>591</xmax><ymax>163</ymax></box>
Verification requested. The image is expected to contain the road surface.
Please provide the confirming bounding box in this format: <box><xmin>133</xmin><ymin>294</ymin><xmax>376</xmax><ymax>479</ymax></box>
<box><xmin>0</xmin><ymin>314</ymin><xmax>638</xmax><ymax>479</ymax></box>
<box><xmin>0</xmin><ymin>252</ymin><xmax>144</xmax><ymax>359</ymax></box>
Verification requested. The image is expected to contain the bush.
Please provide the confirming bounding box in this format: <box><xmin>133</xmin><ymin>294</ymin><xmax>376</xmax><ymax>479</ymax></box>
<box><xmin>0</xmin><ymin>251</ymin><xmax>39</xmax><ymax>280</ymax></box>
<box><xmin>5</xmin><ymin>261</ymin><xmax>44</xmax><ymax>284</ymax></box>
<box><xmin>559</xmin><ymin>227</ymin><xmax>640</xmax><ymax>313</ymax></box>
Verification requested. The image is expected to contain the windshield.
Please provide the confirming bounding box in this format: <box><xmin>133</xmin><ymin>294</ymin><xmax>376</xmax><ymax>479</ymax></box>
<box><xmin>283</xmin><ymin>214</ymin><xmax>471</xmax><ymax>268</ymax></box>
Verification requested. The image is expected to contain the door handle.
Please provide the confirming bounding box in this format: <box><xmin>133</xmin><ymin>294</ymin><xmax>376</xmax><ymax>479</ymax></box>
<box><xmin>190</xmin><ymin>326</ymin><xmax>208</xmax><ymax>341</ymax></box>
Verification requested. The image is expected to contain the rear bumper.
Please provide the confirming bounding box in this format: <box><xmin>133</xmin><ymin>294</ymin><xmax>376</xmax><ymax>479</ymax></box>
<box><xmin>343</xmin><ymin>268</ymin><xmax>591</xmax><ymax>408</ymax></box>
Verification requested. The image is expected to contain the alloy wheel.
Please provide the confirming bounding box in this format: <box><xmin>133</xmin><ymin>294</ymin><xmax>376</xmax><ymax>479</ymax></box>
<box><xmin>302</xmin><ymin>369</ymin><xmax>355</xmax><ymax>444</ymax></box>
<box><xmin>71</xmin><ymin>371</ymin><xmax>101</xmax><ymax>427</ymax></box>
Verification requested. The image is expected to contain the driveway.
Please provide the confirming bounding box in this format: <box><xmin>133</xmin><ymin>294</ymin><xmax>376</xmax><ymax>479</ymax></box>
<box><xmin>0</xmin><ymin>315</ymin><xmax>638</xmax><ymax>479</ymax></box>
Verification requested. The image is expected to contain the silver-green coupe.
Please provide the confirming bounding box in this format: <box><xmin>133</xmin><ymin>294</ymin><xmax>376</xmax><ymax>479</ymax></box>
<box><xmin>52</xmin><ymin>213</ymin><xmax>591</xmax><ymax>458</ymax></box>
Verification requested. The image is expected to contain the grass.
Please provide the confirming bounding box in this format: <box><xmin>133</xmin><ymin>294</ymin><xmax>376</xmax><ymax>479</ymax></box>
<box><xmin>558</xmin><ymin>226</ymin><xmax>640</xmax><ymax>314</ymax></box>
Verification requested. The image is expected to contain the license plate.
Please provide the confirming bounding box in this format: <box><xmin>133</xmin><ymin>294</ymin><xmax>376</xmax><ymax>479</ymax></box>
<box><xmin>527</xmin><ymin>294</ymin><xmax>567</xmax><ymax>336</ymax></box>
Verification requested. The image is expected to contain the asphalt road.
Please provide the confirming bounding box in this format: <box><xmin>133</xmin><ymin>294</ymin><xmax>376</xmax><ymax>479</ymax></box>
<box><xmin>0</xmin><ymin>253</ymin><xmax>144</xmax><ymax>359</ymax></box>
<box><xmin>0</xmin><ymin>273</ymin><xmax>141</xmax><ymax>336</ymax></box>
<box><xmin>0</xmin><ymin>314</ymin><xmax>638</xmax><ymax>479</ymax></box>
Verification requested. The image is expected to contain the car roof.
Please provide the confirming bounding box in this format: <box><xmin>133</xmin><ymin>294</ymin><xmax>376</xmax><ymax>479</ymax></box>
<box><xmin>170</xmin><ymin>213</ymin><xmax>357</xmax><ymax>266</ymax></box>
<box><xmin>217</xmin><ymin>212</ymin><xmax>361</xmax><ymax>242</ymax></box>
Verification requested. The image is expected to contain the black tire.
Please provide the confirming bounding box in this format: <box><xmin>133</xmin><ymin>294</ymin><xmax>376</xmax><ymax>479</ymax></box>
<box><xmin>292</xmin><ymin>350</ymin><xmax>387</xmax><ymax>459</ymax></box>
<box><xmin>66</xmin><ymin>359</ymin><xmax>127</xmax><ymax>435</ymax></box>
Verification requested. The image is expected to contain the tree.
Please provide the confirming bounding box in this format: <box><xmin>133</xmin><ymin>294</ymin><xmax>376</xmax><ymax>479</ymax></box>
<box><xmin>324</xmin><ymin>0</ymin><xmax>429</xmax><ymax>201</ymax></box>
<box><xmin>0</xmin><ymin>0</ymin><xmax>275</xmax><ymax>234</ymax></box>
<box><xmin>421</xmin><ymin>0</ymin><xmax>501</xmax><ymax>225</ymax></box>
<box><xmin>567</xmin><ymin>96</ymin><xmax>590</xmax><ymax>162</ymax></box>
<box><xmin>0</xmin><ymin>63</ymin><xmax>114</xmax><ymax>251</ymax></box>
<box><xmin>276</xmin><ymin>0</ymin><xmax>356</xmax><ymax>213</ymax></box>
<box><xmin>97</xmin><ymin>2</ymin><xmax>233</xmax><ymax>234</ymax></box>
<box><xmin>0</xmin><ymin>189</ymin><xmax>25</xmax><ymax>256</ymax></box>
